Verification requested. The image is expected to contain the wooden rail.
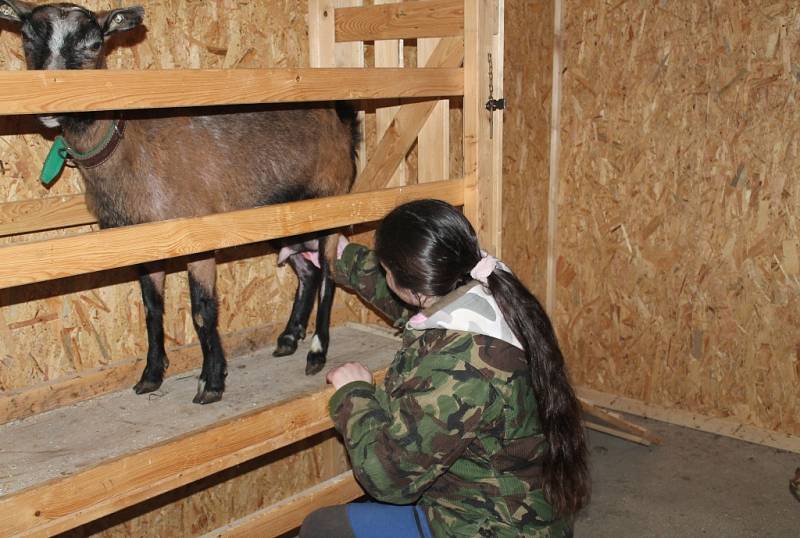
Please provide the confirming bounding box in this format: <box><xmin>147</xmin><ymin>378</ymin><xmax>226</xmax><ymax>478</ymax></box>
<box><xmin>335</xmin><ymin>0</ymin><xmax>464</xmax><ymax>42</ymax></box>
<box><xmin>0</xmin><ymin>67</ymin><xmax>463</xmax><ymax>115</ymax></box>
<box><xmin>0</xmin><ymin>195</ymin><xmax>94</xmax><ymax>237</ymax></box>
<box><xmin>0</xmin><ymin>179</ymin><xmax>465</xmax><ymax>289</ymax></box>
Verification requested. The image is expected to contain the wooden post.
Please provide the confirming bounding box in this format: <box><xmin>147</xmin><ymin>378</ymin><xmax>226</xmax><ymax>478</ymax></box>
<box><xmin>546</xmin><ymin>0</ymin><xmax>564</xmax><ymax>314</ymax></box>
<box><xmin>375</xmin><ymin>0</ymin><xmax>408</xmax><ymax>187</ymax></box>
<box><xmin>463</xmin><ymin>0</ymin><xmax>501</xmax><ymax>256</ymax></box>
<box><xmin>418</xmin><ymin>33</ymin><xmax>450</xmax><ymax>183</ymax></box>
<box><xmin>309</xmin><ymin>0</ymin><xmax>366</xmax><ymax>173</ymax></box>
<box><xmin>490</xmin><ymin>0</ymin><xmax>504</xmax><ymax>231</ymax></box>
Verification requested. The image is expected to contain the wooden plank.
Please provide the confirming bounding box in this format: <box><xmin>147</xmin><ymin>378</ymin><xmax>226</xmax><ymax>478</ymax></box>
<box><xmin>462</xmin><ymin>0</ymin><xmax>500</xmax><ymax>255</ymax></box>
<box><xmin>351</xmin><ymin>36</ymin><xmax>463</xmax><ymax>193</ymax></box>
<box><xmin>335</xmin><ymin>0</ymin><xmax>463</xmax><ymax>42</ymax></box>
<box><xmin>584</xmin><ymin>421</ymin><xmax>652</xmax><ymax>447</ymax></box>
<box><xmin>417</xmin><ymin>37</ymin><xmax>450</xmax><ymax>183</ymax></box>
<box><xmin>577</xmin><ymin>386</ymin><xmax>800</xmax><ymax>455</ymax></box>
<box><xmin>308</xmin><ymin>0</ymin><xmax>337</xmax><ymax>69</ymax></box>
<box><xmin>206</xmin><ymin>471</ymin><xmax>363</xmax><ymax>538</ymax></box>
<box><xmin>489</xmin><ymin>0</ymin><xmax>505</xmax><ymax>246</ymax></box>
<box><xmin>0</xmin><ymin>180</ymin><xmax>464</xmax><ymax>290</ymax></box>
<box><xmin>308</xmin><ymin>0</ymin><xmax>367</xmax><ymax>172</ymax></box>
<box><xmin>310</xmin><ymin>1</ymin><xmax>366</xmax><ymax>69</ymax></box>
<box><xmin>0</xmin><ymin>362</ymin><xmax>388</xmax><ymax>538</ymax></box>
<box><xmin>545</xmin><ymin>0</ymin><xmax>564</xmax><ymax>314</ymax></box>
<box><xmin>0</xmin><ymin>68</ymin><xmax>463</xmax><ymax>116</ymax></box>
<box><xmin>580</xmin><ymin>397</ymin><xmax>663</xmax><ymax>445</ymax></box>
<box><xmin>0</xmin><ymin>195</ymin><xmax>93</xmax><ymax>237</ymax></box>
<box><xmin>374</xmin><ymin>0</ymin><xmax>407</xmax><ymax>188</ymax></box>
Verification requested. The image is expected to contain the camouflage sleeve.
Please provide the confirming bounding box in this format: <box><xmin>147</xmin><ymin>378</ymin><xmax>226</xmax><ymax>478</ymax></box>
<box><xmin>328</xmin><ymin>348</ymin><xmax>499</xmax><ymax>504</ymax></box>
<box><xmin>332</xmin><ymin>243</ymin><xmax>409</xmax><ymax>325</ymax></box>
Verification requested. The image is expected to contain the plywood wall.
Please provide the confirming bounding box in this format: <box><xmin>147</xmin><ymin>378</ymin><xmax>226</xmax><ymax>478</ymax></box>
<box><xmin>554</xmin><ymin>0</ymin><xmax>800</xmax><ymax>436</ymax></box>
<box><xmin>502</xmin><ymin>0</ymin><xmax>554</xmax><ymax>299</ymax></box>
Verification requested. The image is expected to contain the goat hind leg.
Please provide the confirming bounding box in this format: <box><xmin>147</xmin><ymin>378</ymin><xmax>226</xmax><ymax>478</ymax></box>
<box><xmin>188</xmin><ymin>257</ymin><xmax>226</xmax><ymax>404</ymax></box>
<box><xmin>306</xmin><ymin>236</ymin><xmax>335</xmax><ymax>376</ymax></box>
<box><xmin>134</xmin><ymin>268</ymin><xmax>169</xmax><ymax>394</ymax></box>
<box><xmin>274</xmin><ymin>252</ymin><xmax>321</xmax><ymax>357</ymax></box>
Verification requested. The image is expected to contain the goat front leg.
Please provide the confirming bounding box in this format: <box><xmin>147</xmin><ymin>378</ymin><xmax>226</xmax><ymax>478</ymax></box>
<box><xmin>188</xmin><ymin>257</ymin><xmax>226</xmax><ymax>404</ymax></box>
<box><xmin>134</xmin><ymin>268</ymin><xmax>168</xmax><ymax>394</ymax></box>
<box><xmin>274</xmin><ymin>249</ymin><xmax>321</xmax><ymax>357</ymax></box>
<box><xmin>306</xmin><ymin>235</ymin><xmax>335</xmax><ymax>375</ymax></box>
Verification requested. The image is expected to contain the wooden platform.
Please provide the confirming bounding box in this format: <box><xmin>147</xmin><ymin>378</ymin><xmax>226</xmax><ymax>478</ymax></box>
<box><xmin>0</xmin><ymin>323</ymin><xmax>398</xmax><ymax>536</ymax></box>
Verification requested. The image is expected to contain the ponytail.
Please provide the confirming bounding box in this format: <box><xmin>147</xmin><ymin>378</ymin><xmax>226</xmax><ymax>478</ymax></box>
<box><xmin>488</xmin><ymin>270</ymin><xmax>590</xmax><ymax>518</ymax></box>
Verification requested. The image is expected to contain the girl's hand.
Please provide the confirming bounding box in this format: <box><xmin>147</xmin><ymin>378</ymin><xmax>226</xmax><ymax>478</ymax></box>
<box><xmin>326</xmin><ymin>362</ymin><xmax>373</xmax><ymax>390</ymax></box>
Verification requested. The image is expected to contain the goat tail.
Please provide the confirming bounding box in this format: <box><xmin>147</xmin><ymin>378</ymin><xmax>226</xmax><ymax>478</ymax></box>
<box><xmin>335</xmin><ymin>101</ymin><xmax>361</xmax><ymax>180</ymax></box>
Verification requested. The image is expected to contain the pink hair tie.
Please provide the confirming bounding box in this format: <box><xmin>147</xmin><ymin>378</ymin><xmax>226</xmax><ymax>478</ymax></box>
<box><xmin>470</xmin><ymin>254</ymin><xmax>498</xmax><ymax>285</ymax></box>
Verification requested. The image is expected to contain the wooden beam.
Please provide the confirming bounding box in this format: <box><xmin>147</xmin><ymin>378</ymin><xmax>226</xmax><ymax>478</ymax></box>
<box><xmin>463</xmin><ymin>0</ymin><xmax>500</xmax><ymax>255</ymax></box>
<box><xmin>0</xmin><ymin>68</ymin><xmax>463</xmax><ymax>116</ymax></box>
<box><xmin>206</xmin><ymin>471</ymin><xmax>363</xmax><ymax>538</ymax></box>
<box><xmin>546</xmin><ymin>0</ymin><xmax>564</xmax><ymax>314</ymax></box>
<box><xmin>490</xmin><ymin>0</ymin><xmax>505</xmax><ymax>246</ymax></box>
<box><xmin>309</xmin><ymin>0</ymin><xmax>337</xmax><ymax>69</ymax></box>
<box><xmin>0</xmin><ymin>195</ymin><xmax>94</xmax><ymax>237</ymax></box>
<box><xmin>417</xmin><ymin>37</ymin><xmax>450</xmax><ymax>184</ymax></box>
<box><xmin>351</xmin><ymin>36</ymin><xmax>463</xmax><ymax>193</ymax></box>
<box><xmin>374</xmin><ymin>0</ymin><xmax>407</xmax><ymax>189</ymax></box>
<box><xmin>0</xmin><ymin>369</ymin><xmax>386</xmax><ymax>537</ymax></box>
<box><xmin>584</xmin><ymin>421</ymin><xmax>652</xmax><ymax>447</ymax></box>
<box><xmin>310</xmin><ymin>1</ymin><xmax>366</xmax><ymax>70</ymax></box>
<box><xmin>309</xmin><ymin>0</ymin><xmax>367</xmax><ymax>171</ymax></box>
<box><xmin>335</xmin><ymin>0</ymin><xmax>463</xmax><ymax>42</ymax></box>
<box><xmin>580</xmin><ymin>397</ymin><xmax>663</xmax><ymax>445</ymax></box>
<box><xmin>0</xmin><ymin>179</ymin><xmax>464</xmax><ymax>290</ymax></box>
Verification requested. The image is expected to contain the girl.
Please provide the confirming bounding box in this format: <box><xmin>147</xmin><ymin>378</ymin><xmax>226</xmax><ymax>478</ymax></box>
<box><xmin>300</xmin><ymin>199</ymin><xmax>589</xmax><ymax>537</ymax></box>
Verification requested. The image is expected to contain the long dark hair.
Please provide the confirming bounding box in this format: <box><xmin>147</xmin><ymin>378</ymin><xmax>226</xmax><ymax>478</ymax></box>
<box><xmin>375</xmin><ymin>199</ymin><xmax>590</xmax><ymax>518</ymax></box>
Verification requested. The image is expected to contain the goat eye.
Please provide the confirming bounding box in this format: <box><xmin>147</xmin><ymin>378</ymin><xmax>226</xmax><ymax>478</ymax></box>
<box><xmin>88</xmin><ymin>42</ymin><xmax>102</xmax><ymax>51</ymax></box>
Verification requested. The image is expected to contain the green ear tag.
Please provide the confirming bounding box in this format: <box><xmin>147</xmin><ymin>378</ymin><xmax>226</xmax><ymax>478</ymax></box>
<box><xmin>40</xmin><ymin>137</ymin><xmax>68</xmax><ymax>185</ymax></box>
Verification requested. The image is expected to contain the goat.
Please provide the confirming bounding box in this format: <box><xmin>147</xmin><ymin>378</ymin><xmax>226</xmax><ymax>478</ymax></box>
<box><xmin>0</xmin><ymin>1</ymin><xmax>358</xmax><ymax>404</ymax></box>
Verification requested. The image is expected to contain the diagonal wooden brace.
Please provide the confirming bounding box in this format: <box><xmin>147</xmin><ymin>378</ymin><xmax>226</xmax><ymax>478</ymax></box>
<box><xmin>351</xmin><ymin>35</ymin><xmax>463</xmax><ymax>193</ymax></box>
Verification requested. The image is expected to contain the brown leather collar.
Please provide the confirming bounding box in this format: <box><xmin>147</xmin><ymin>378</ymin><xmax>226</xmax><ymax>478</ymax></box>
<box><xmin>67</xmin><ymin>119</ymin><xmax>126</xmax><ymax>169</ymax></box>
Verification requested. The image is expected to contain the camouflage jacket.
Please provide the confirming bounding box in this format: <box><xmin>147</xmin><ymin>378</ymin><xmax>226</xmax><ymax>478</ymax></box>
<box><xmin>330</xmin><ymin>244</ymin><xmax>572</xmax><ymax>537</ymax></box>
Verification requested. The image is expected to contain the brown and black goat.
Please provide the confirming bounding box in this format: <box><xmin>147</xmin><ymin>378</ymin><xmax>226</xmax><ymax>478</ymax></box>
<box><xmin>0</xmin><ymin>1</ymin><xmax>358</xmax><ymax>404</ymax></box>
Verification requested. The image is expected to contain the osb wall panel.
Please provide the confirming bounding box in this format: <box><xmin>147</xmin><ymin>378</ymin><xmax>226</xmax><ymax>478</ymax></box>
<box><xmin>0</xmin><ymin>0</ymin><xmax>384</xmax><ymax>396</ymax></box>
<box><xmin>556</xmin><ymin>0</ymin><xmax>800</xmax><ymax>435</ymax></box>
<box><xmin>502</xmin><ymin>0</ymin><xmax>553</xmax><ymax>299</ymax></box>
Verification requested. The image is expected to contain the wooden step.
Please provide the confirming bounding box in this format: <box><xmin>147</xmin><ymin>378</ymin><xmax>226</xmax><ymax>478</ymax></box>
<box><xmin>0</xmin><ymin>323</ymin><xmax>397</xmax><ymax>537</ymax></box>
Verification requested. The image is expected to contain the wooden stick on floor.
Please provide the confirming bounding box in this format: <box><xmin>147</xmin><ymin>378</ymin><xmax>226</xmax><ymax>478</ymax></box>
<box><xmin>580</xmin><ymin>397</ymin><xmax>664</xmax><ymax>446</ymax></box>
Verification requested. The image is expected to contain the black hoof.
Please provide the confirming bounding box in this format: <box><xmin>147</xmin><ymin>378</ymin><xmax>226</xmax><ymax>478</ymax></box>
<box><xmin>305</xmin><ymin>352</ymin><xmax>326</xmax><ymax>376</ymax></box>
<box><xmin>273</xmin><ymin>333</ymin><xmax>299</xmax><ymax>357</ymax></box>
<box><xmin>192</xmin><ymin>388</ymin><xmax>223</xmax><ymax>404</ymax></box>
<box><xmin>192</xmin><ymin>379</ymin><xmax>224</xmax><ymax>404</ymax></box>
<box><xmin>133</xmin><ymin>378</ymin><xmax>162</xmax><ymax>394</ymax></box>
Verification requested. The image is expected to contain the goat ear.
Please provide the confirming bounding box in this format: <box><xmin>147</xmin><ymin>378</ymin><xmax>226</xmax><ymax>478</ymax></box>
<box><xmin>97</xmin><ymin>6</ymin><xmax>144</xmax><ymax>36</ymax></box>
<box><xmin>0</xmin><ymin>0</ymin><xmax>33</xmax><ymax>23</ymax></box>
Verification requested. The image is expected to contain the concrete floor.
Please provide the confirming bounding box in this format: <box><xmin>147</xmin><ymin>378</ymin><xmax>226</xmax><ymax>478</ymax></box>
<box><xmin>286</xmin><ymin>416</ymin><xmax>798</xmax><ymax>537</ymax></box>
<box><xmin>576</xmin><ymin>416</ymin><xmax>800</xmax><ymax>537</ymax></box>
